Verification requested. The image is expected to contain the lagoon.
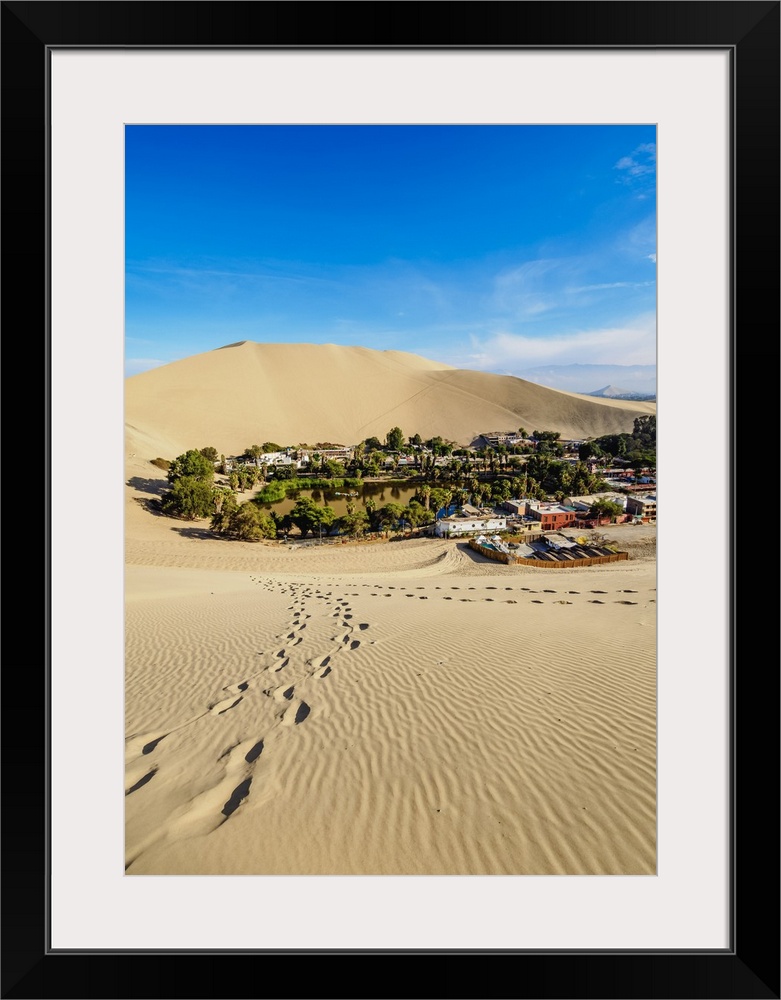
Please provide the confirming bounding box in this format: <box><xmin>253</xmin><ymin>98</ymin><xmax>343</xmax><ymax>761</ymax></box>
<box><xmin>255</xmin><ymin>481</ymin><xmax>427</xmax><ymax>518</ymax></box>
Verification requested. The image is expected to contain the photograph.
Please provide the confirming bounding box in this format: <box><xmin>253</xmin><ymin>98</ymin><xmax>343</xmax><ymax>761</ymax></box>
<box><xmin>123</xmin><ymin>123</ymin><xmax>659</xmax><ymax>878</ymax></box>
<box><xmin>4</xmin><ymin>0</ymin><xmax>776</xmax><ymax>994</ymax></box>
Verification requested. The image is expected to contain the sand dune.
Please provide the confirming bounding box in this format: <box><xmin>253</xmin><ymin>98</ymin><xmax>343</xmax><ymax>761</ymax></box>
<box><xmin>125</xmin><ymin>341</ymin><xmax>655</xmax><ymax>458</ymax></box>
<box><xmin>124</xmin><ymin>465</ymin><xmax>656</xmax><ymax>876</ymax></box>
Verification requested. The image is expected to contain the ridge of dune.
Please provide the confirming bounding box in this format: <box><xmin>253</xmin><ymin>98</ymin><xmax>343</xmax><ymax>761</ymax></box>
<box><xmin>125</xmin><ymin>341</ymin><xmax>654</xmax><ymax>458</ymax></box>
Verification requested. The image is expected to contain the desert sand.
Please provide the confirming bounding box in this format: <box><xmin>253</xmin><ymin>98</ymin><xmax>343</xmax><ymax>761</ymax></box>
<box><xmin>125</xmin><ymin>341</ymin><xmax>656</xmax><ymax>457</ymax></box>
<box><xmin>124</xmin><ymin>454</ymin><xmax>656</xmax><ymax>876</ymax></box>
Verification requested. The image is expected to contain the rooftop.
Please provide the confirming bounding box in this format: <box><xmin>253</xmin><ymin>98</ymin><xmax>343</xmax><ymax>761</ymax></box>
<box><xmin>528</xmin><ymin>503</ymin><xmax>577</xmax><ymax>514</ymax></box>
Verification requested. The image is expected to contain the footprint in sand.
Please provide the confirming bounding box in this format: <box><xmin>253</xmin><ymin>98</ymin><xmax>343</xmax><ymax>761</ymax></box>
<box><xmin>273</xmin><ymin>684</ymin><xmax>295</xmax><ymax>703</ymax></box>
<box><xmin>319</xmin><ymin>665</ymin><xmax>332</xmax><ymax>678</ymax></box>
<box><xmin>223</xmin><ymin>680</ymin><xmax>249</xmax><ymax>695</ymax></box>
<box><xmin>209</xmin><ymin>695</ymin><xmax>244</xmax><ymax>716</ymax></box>
<box><xmin>588</xmin><ymin>600</ymin><xmax>605</xmax><ymax>605</ymax></box>
<box><xmin>531</xmin><ymin>600</ymin><xmax>544</xmax><ymax>604</ymax></box>
<box><xmin>274</xmin><ymin>658</ymin><xmax>289</xmax><ymax>672</ymax></box>
<box><xmin>125</xmin><ymin>768</ymin><xmax>157</xmax><ymax>795</ymax></box>
<box><xmin>244</xmin><ymin>739</ymin><xmax>264</xmax><ymax>764</ymax></box>
<box><xmin>221</xmin><ymin>777</ymin><xmax>253</xmax><ymax>818</ymax></box>
<box><xmin>615</xmin><ymin>600</ymin><xmax>638</xmax><ymax>605</ymax></box>
<box><xmin>349</xmin><ymin>640</ymin><xmax>361</xmax><ymax>651</ymax></box>
<box><xmin>282</xmin><ymin>701</ymin><xmax>311</xmax><ymax>726</ymax></box>
<box><xmin>139</xmin><ymin>733</ymin><xmax>169</xmax><ymax>756</ymax></box>
<box><xmin>358</xmin><ymin>624</ymin><xmax>369</xmax><ymax>630</ymax></box>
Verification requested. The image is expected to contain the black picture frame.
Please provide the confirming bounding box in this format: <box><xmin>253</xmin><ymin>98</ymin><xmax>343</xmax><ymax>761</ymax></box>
<box><xmin>4</xmin><ymin>2</ymin><xmax>778</xmax><ymax>997</ymax></box>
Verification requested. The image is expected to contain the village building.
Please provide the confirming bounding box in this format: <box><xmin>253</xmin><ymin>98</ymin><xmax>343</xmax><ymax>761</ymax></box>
<box><xmin>625</xmin><ymin>494</ymin><xmax>657</xmax><ymax>522</ymax></box>
<box><xmin>434</xmin><ymin>507</ymin><xmax>508</xmax><ymax>538</ymax></box>
<box><xmin>502</xmin><ymin>497</ymin><xmax>534</xmax><ymax>516</ymax></box>
<box><xmin>310</xmin><ymin>446</ymin><xmax>353</xmax><ymax>460</ymax></box>
<box><xmin>525</xmin><ymin>501</ymin><xmax>578</xmax><ymax>530</ymax></box>
<box><xmin>245</xmin><ymin>450</ymin><xmax>309</xmax><ymax>469</ymax></box>
<box><xmin>566</xmin><ymin>491</ymin><xmax>628</xmax><ymax>512</ymax></box>
<box><xmin>480</xmin><ymin>431</ymin><xmax>528</xmax><ymax>447</ymax></box>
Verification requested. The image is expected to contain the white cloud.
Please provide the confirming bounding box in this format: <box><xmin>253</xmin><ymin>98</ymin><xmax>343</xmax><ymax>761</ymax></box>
<box><xmin>464</xmin><ymin>312</ymin><xmax>657</xmax><ymax>373</ymax></box>
<box><xmin>567</xmin><ymin>281</ymin><xmax>654</xmax><ymax>294</ymax></box>
<box><xmin>615</xmin><ymin>143</ymin><xmax>656</xmax><ymax>182</ymax></box>
<box><xmin>647</xmin><ymin>253</ymin><xmax>657</xmax><ymax>264</ymax></box>
<box><xmin>492</xmin><ymin>257</ymin><xmax>580</xmax><ymax>317</ymax></box>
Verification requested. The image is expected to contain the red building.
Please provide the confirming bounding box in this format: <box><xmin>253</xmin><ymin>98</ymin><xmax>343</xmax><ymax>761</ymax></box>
<box><xmin>527</xmin><ymin>502</ymin><xmax>578</xmax><ymax>530</ymax></box>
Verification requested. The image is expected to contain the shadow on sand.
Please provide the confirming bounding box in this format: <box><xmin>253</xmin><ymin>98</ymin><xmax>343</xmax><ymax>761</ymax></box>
<box><xmin>172</xmin><ymin>526</ymin><xmax>217</xmax><ymax>541</ymax></box>
<box><xmin>127</xmin><ymin>476</ymin><xmax>167</xmax><ymax>497</ymax></box>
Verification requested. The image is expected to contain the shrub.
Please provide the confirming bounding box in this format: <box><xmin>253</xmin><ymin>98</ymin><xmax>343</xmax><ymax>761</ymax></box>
<box><xmin>160</xmin><ymin>476</ymin><xmax>215</xmax><ymax>520</ymax></box>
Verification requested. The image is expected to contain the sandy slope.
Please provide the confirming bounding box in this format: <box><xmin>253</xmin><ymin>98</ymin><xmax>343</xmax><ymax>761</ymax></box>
<box><xmin>124</xmin><ymin>462</ymin><xmax>656</xmax><ymax>876</ymax></box>
<box><xmin>125</xmin><ymin>341</ymin><xmax>655</xmax><ymax>458</ymax></box>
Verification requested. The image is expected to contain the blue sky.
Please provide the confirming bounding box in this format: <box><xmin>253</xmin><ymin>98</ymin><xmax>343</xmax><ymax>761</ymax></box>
<box><xmin>125</xmin><ymin>125</ymin><xmax>656</xmax><ymax>383</ymax></box>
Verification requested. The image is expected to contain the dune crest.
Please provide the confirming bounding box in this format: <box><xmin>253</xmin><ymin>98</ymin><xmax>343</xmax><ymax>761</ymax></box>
<box><xmin>126</xmin><ymin>341</ymin><xmax>655</xmax><ymax>457</ymax></box>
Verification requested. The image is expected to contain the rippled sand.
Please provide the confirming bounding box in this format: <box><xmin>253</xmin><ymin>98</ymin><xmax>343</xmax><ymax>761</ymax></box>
<box><xmin>125</xmin><ymin>467</ymin><xmax>656</xmax><ymax>876</ymax></box>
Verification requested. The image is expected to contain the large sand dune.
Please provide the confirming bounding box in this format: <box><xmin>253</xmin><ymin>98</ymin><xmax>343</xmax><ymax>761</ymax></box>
<box><xmin>125</xmin><ymin>341</ymin><xmax>655</xmax><ymax>459</ymax></box>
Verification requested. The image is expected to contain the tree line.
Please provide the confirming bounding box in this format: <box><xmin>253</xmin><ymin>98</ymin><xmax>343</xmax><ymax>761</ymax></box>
<box><xmin>158</xmin><ymin>452</ymin><xmax>615</xmax><ymax>542</ymax></box>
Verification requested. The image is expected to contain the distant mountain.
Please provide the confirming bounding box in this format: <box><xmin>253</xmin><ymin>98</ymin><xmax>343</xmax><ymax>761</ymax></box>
<box><xmin>588</xmin><ymin>385</ymin><xmax>657</xmax><ymax>402</ymax></box>
<box><xmin>125</xmin><ymin>341</ymin><xmax>656</xmax><ymax>458</ymax></box>
<box><xmin>516</xmin><ymin>364</ymin><xmax>656</xmax><ymax>396</ymax></box>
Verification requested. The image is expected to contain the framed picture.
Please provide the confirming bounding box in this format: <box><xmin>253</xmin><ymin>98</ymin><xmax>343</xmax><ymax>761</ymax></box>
<box><xmin>8</xmin><ymin>2</ymin><xmax>778</xmax><ymax>996</ymax></box>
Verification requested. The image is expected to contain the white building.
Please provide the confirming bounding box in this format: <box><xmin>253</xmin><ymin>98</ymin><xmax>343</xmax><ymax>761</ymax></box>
<box><xmin>435</xmin><ymin>513</ymin><xmax>507</xmax><ymax>538</ymax></box>
<box><xmin>248</xmin><ymin>451</ymin><xmax>309</xmax><ymax>470</ymax></box>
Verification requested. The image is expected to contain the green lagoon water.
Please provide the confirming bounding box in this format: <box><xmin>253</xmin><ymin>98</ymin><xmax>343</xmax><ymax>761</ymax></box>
<box><xmin>256</xmin><ymin>481</ymin><xmax>425</xmax><ymax>518</ymax></box>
